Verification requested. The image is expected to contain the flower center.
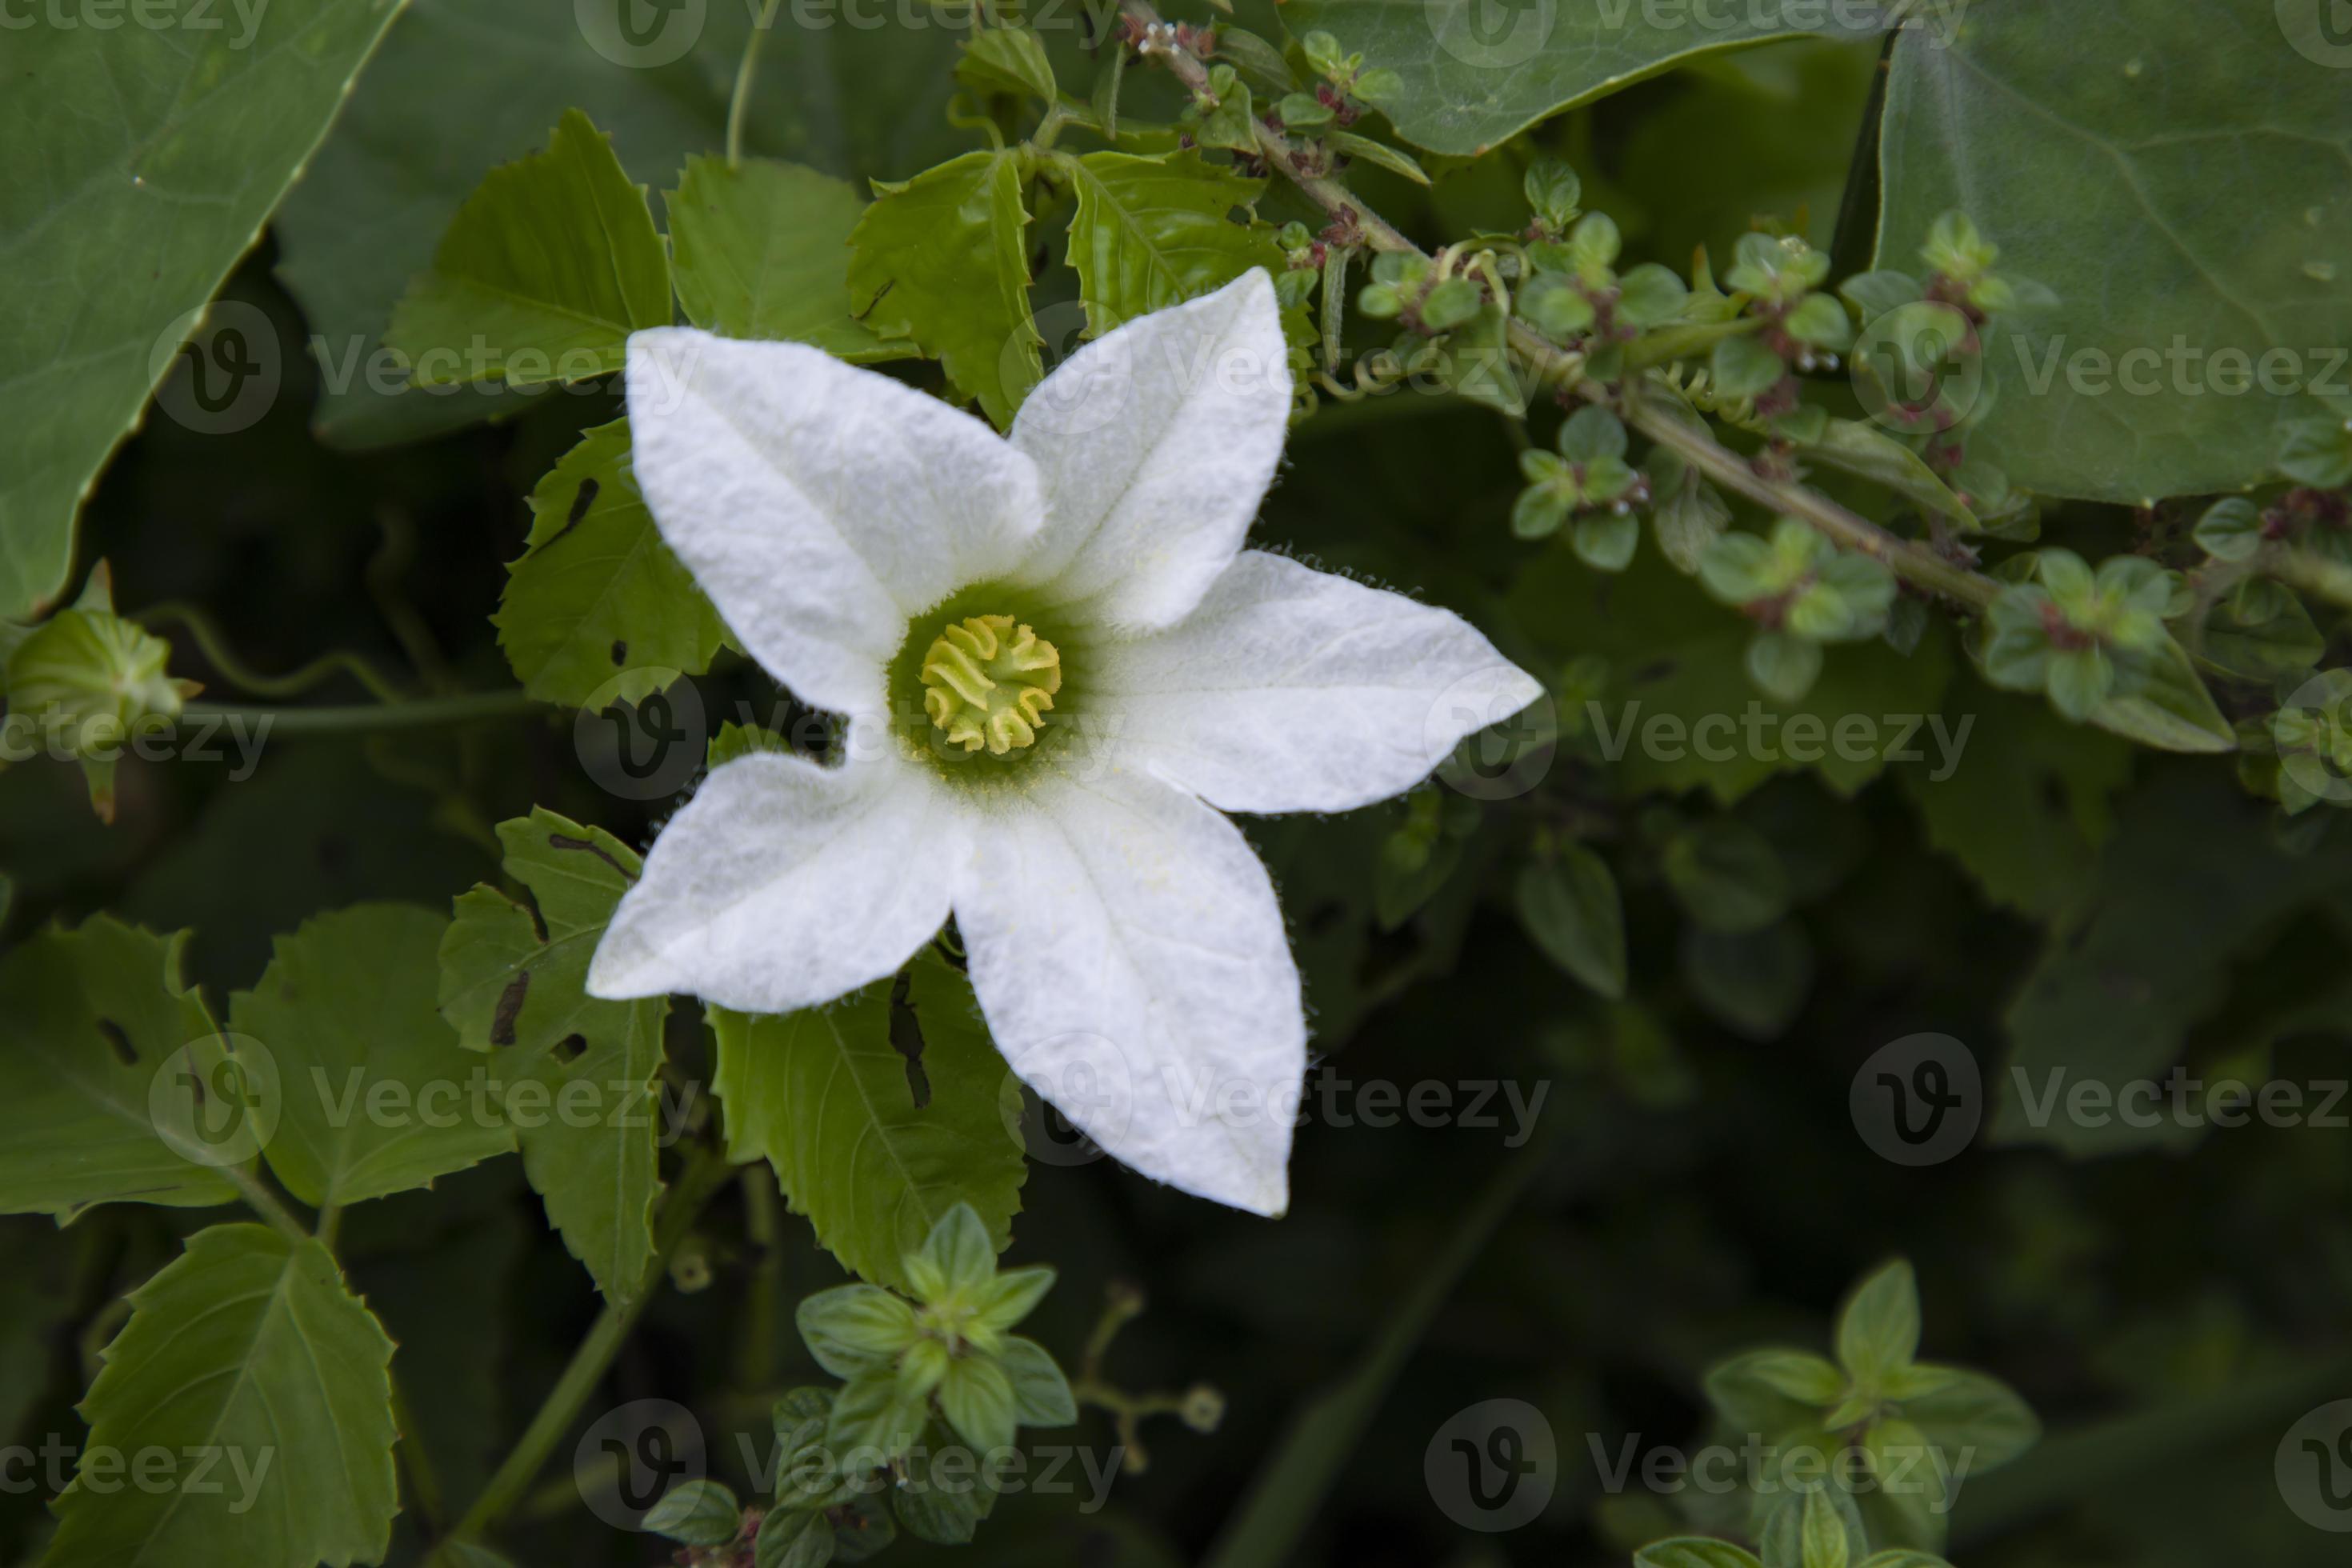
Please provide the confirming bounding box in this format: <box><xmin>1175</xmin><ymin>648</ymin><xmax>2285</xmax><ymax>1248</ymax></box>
<box><xmin>919</xmin><ymin>614</ymin><xmax>1062</xmax><ymax>755</ymax></box>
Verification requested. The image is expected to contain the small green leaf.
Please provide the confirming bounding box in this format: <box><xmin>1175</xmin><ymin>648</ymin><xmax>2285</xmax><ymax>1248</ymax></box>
<box><xmin>1574</xmin><ymin>512</ymin><xmax>1642</xmax><ymax>572</ymax></box>
<box><xmin>998</xmin><ymin>1334</ymin><xmax>1078</xmax><ymax>1426</ymax></box>
<box><xmin>234</xmin><ymin>905</ymin><xmax>514</xmax><ymax>1210</ymax></box>
<box><xmin>1800</xmin><ymin>1487</ymin><xmax>1851</xmax><ymax>1568</ymax></box>
<box><xmin>850</xmin><ymin>150</ymin><xmax>1038</xmax><ymax>428</ymax></box>
<box><xmin>643</xmin><ymin>1478</ymin><xmax>742</xmax><ymax>1546</ymax></box>
<box><xmin>1747</xmin><ymin>630</ymin><xmax>1825</xmax><ymax>703</ymax></box>
<box><xmin>46</xmin><ymin>1224</ymin><xmax>398</xmax><ymax>1568</ymax></box>
<box><xmin>939</xmin><ymin>1354</ymin><xmax>1018</xmax><ymax>1454</ymax></box>
<box><xmin>1635</xmin><ymin>1542</ymin><xmax>1764</xmax><ymax>1568</ymax></box>
<box><xmin>1523</xmin><ymin>158</ymin><xmax>1582</xmax><ymax>231</ymax></box>
<box><xmin>2191</xmin><ymin>496</ymin><xmax>2265</xmax><ymax>562</ymax></box>
<box><xmin>1665</xmin><ymin>821</ymin><xmax>1790</xmax><ymax>934</ymax></box>
<box><xmin>497</xmin><ymin>418</ymin><xmax>728</xmax><ymax>710</ymax></box>
<box><xmin>973</xmin><ymin>1266</ymin><xmax>1056</xmax><ymax>1334</ymax></box>
<box><xmin>1618</xmin><ymin>263</ymin><xmax>1691</xmax><ymax>327</ymax></box>
<box><xmin>1836</xmin><ymin>1258</ymin><xmax>1922</xmax><ymax>1385</ymax></box>
<box><xmin>1278</xmin><ymin>91</ymin><xmax>1334</xmax><ymax>130</ymax></box>
<box><xmin>386</xmin><ymin>110</ymin><xmax>670</xmax><ymax>388</ymax></box>
<box><xmin>2275</xmin><ymin>414</ymin><xmax>2352</xmax><ymax>487</ymax></box>
<box><xmin>1802</xmin><ymin>420</ymin><xmax>1978</xmax><ymax>532</ymax></box>
<box><xmin>1326</xmin><ymin>130</ymin><xmax>1430</xmax><ymax>186</ymax></box>
<box><xmin>757</xmin><ymin>1503</ymin><xmax>838</xmax><ymax>1568</ymax></box>
<box><xmin>956</xmin><ymin>26</ymin><xmax>1056</xmax><ymax>102</ymax></box>
<box><xmin>1712</xmin><ymin>333</ymin><xmax>1786</xmax><ymax>401</ymax></box>
<box><xmin>906</xmin><ymin>1202</ymin><xmax>998</xmax><ymax>1303</ymax></box>
<box><xmin>1900</xmin><ymin>1367</ymin><xmax>2041</xmax><ymax>1471</ymax></box>
<box><xmin>1515</xmin><ymin>849</ymin><xmax>1627</xmax><ymax>999</ymax></box>
<box><xmin>827</xmin><ymin>1367</ymin><xmax>930</xmax><ymax>1463</ymax></box>
<box><xmin>667</xmin><ymin>157</ymin><xmax>918</xmax><ymax>362</ymax></box>
<box><xmin>797</xmin><ymin>1284</ymin><xmax>919</xmax><ymax>1378</ymax></box>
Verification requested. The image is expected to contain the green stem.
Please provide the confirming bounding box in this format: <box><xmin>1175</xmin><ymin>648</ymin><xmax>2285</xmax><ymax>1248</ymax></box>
<box><xmin>735</xmin><ymin>1160</ymin><xmax>783</xmax><ymax>1390</ymax></box>
<box><xmin>178</xmin><ymin>690</ymin><xmax>541</xmax><ymax>737</ymax></box>
<box><xmin>1117</xmin><ymin>0</ymin><xmax>2008</xmax><ymax>613</ymax></box>
<box><xmin>222</xmin><ymin>1163</ymin><xmax>312</xmax><ymax>1246</ymax></box>
<box><xmin>136</xmin><ymin>603</ymin><xmax>410</xmax><ymax>705</ymax></box>
<box><xmin>727</xmin><ymin>0</ymin><xmax>786</xmax><ymax>170</ymax></box>
<box><xmin>450</xmin><ymin>1146</ymin><xmax>734</xmax><ymax>1543</ymax></box>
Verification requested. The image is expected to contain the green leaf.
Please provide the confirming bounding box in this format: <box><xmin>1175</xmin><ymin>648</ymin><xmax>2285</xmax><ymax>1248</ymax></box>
<box><xmin>957</xmin><ymin>26</ymin><xmax>1057</xmax><ymax>102</ymax></box>
<box><xmin>1283</xmin><ymin>0</ymin><xmax>1883</xmax><ymax>156</ymax></box>
<box><xmin>2</xmin><ymin>917</ymin><xmax>242</xmax><ymax>1218</ymax></box>
<box><xmin>826</xmin><ymin>1367</ymin><xmax>930</xmax><ymax>1464</ymax></box>
<box><xmin>46</xmin><ymin>1224</ymin><xmax>397</xmax><ymax>1568</ymax></box>
<box><xmin>232</xmin><ymin>905</ymin><xmax>514</xmax><ymax>1210</ymax></box>
<box><xmin>496</xmin><ymin>418</ymin><xmax>727</xmax><ymax>710</ymax></box>
<box><xmin>1836</xmin><ymin>1259</ymin><xmax>1922</xmax><ymax>1386</ymax></box>
<box><xmin>939</xmin><ymin>1354</ymin><xmax>1018</xmax><ymax>1454</ymax></box>
<box><xmin>1649</xmin><ymin>448</ymin><xmax>1733</xmax><ymax>574</ymax></box>
<box><xmin>893</xmin><ymin>1442</ymin><xmax>996</xmax><ymax>1545</ymax></box>
<box><xmin>1666</xmin><ymin>821</ymin><xmax>1790</xmax><ymax>934</ymax></box>
<box><xmin>1574</xmin><ymin>511</ymin><xmax>1642</xmax><ymax>572</ymax></box>
<box><xmin>998</xmin><ymin>1334</ymin><xmax>1078</xmax><ymax>1426</ymax></box>
<box><xmin>1681</xmin><ymin>922</ymin><xmax>1814</xmax><ymax>1042</ymax></box>
<box><xmin>667</xmin><ymin>156</ymin><xmax>917</xmax><ymax>362</ymax></box>
<box><xmin>426</xmin><ymin>1546</ymin><xmax>521</xmax><ymax>1568</ymax></box>
<box><xmin>1326</xmin><ymin>131</ymin><xmax>1431</xmax><ymax>186</ymax></box>
<box><xmin>1712</xmin><ymin>334</ymin><xmax>1787</xmax><ymax>401</ymax></box>
<box><xmin>758</xmin><ymin>1504</ymin><xmax>838</xmax><ymax>1568</ymax></box>
<box><xmin>2081</xmin><ymin>631</ymin><xmax>2234</xmax><ymax>754</ymax></box>
<box><xmin>797</xmin><ymin>1284</ymin><xmax>921</xmax><ymax>1379</ymax></box>
<box><xmin>1901</xmin><ymin>1367</ymin><xmax>2041</xmax><ymax>1472</ymax></box>
<box><xmin>1877</xmin><ymin>2</ymin><xmax>2352</xmax><ymax>501</ymax></box>
<box><xmin>712</xmin><ymin>950</ymin><xmax>1025</xmax><ymax>1293</ymax></box>
<box><xmin>849</xmin><ymin>150</ymin><xmax>1038</xmax><ymax>429</ymax></box>
<box><xmin>1800</xmin><ymin>1488</ymin><xmax>1851</xmax><ymax>1568</ymax></box>
<box><xmin>386</xmin><ymin>110</ymin><xmax>671</xmax><ymax>389</ymax></box>
<box><xmin>2191</xmin><ymin>497</ymin><xmax>2265</xmax><ymax>562</ymax></box>
<box><xmin>439</xmin><ymin>810</ymin><xmax>668</xmax><ymax>1302</ymax></box>
<box><xmin>643</xmin><ymin>1477</ymin><xmax>743</xmax><ymax>1546</ymax></box>
<box><xmin>1514</xmin><ymin>848</ymin><xmax>1627</xmax><ymax>998</ymax></box>
<box><xmin>906</xmin><ymin>1202</ymin><xmax>998</xmax><ymax>1303</ymax></box>
<box><xmin>0</xmin><ymin>0</ymin><xmax>406</xmax><ymax>621</ymax></box>
<box><xmin>1059</xmin><ymin>150</ymin><xmax>1281</xmax><ymax>339</ymax></box>
<box><xmin>1706</xmin><ymin>1348</ymin><xmax>1842</xmax><ymax>1439</ymax></box>
<box><xmin>1747</xmin><ymin>630</ymin><xmax>1825</xmax><ymax>705</ymax></box>
<box><xmin>1800</xmin><ymin>420</ymin><xmax>1979</xmax><ymax>532</ymax></box>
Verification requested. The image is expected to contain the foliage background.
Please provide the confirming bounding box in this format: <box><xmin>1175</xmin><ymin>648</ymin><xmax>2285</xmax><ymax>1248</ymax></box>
<box><xmin>3</xmin><ymin>2</ymin><xmax>2350</xmax><ymax>1566</ymax></box>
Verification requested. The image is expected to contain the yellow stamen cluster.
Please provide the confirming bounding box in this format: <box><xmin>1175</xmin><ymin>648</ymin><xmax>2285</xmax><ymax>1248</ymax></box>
<box><xmin>919</xmin><ymin>614</ymin><xmax>1062</xmax><ymax>755</ymax></box>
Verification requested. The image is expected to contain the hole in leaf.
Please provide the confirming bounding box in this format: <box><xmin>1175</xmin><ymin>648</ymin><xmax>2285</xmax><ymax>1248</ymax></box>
<box><xmin>887</xmin><ymin>971</ymin><xmax>932</xmax><ymax>1110</ymax></box>
<box><xmin>96</xmin><ymin>1018</ymin><xmax>136</xmax><ymax>1066</ymax></box>
<box><xmin>550</xmin><ymin>1032</ymin><xmax>588</xmax><ymax>1065</ymax></box>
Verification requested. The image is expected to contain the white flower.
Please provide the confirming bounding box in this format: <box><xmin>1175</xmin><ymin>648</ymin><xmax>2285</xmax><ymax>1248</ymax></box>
<box><xmin>587</xmin><ymin>270</ymin><xmax>1541</xmax><ymax>1216</ymax></box>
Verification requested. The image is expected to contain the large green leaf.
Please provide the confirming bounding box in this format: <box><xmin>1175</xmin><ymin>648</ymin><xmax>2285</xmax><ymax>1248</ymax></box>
<box><xmin>440</xmin><ymin>810</ymin><xmax>667</xmax><ymax>1302</ymax></box>
<box><xmin>1876</xmin><ymin>1</ymin><xmax>2352</xmax><ymax>501</ymax></box>
<box><xmin>0</xmin><ymin>0</ymin><xmax>407</xmax><ymax>620</ymax></box>
<box><xmin>230</xmin><ymin>905</ymin><xmax>513</xmax><ymax>1209</ymax></box>
<box><xmin>273</xmin><ymin>0</ymin><xmax>970</xmax><ymax>448</ymax></box>
<box><xmin>1284</xmin><ymin>0</ymin><xmax>1884</xmax><ymax>155</ymax></box>
<box><xmin>384</xmin><ymin>109</ymin><xmax>670</xmax><ymax>390</ymax></box>
<box><xmin>495</xmin><ymin>418</ymin><xmax>727</xmax><ymax>710</ymax></box>
<box><xmin>848</xmin><ymin>150</ymin><xmax>1039</xmax><ymax>428</ymax></box>
<box><xmin>712</xmin><ymin>950</ymin><xmax>1025</xmax><ymax>1293</ymax></box>
<box><xmin>667</xmin><ymin>155</ymin><xmax>913</xmax><ymax>361</ymax></box>
<box><xmin>1058</xmin><ymin>151</ymin><xmax>1279</xmax><ymax>334</ymax></box>
<box><xmin>2</xmin><ymin>917</ymin><xmax>242</xmax><ymax>1218</ymax></box>
<box><xmin>44</xmin><ymin>1223</ymin><xmax>398</xmax><ymax>1568</ymax></box>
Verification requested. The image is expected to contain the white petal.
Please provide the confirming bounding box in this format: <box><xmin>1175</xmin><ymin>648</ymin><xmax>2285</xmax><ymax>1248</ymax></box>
<box><xmin>1010</xmin><ymin>271</ymin><xmax>1291</xmax><ymax>633</ymax></box>
<box><xmin>587</xmin><ymin>738</ymin><xmax>961</xmax><ymax>1013</ymax></box>
<box><xmin>954</xmin><ymin>766</ymin><xmax>1303</xmax><ymax>1215</ymax></box>
<box><xmin>626</xmin><ymin>328</ymin><xmax>1043</xmax><ymax>713</ymax></box>
<box><xmin>1097</xmin><ymin>550</ymin><xmax>1546</xmax><ymax>814</ymax></box>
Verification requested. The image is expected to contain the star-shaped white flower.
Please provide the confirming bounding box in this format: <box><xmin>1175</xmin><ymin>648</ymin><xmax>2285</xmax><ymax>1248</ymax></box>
<box><xmin>588</xmin><ymin>270</ymin><xmax>1541</xmax><ymax>1216</ymax></box>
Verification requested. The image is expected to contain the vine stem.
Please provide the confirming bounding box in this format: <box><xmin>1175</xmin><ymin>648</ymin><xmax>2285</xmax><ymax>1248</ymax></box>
<box><xmin>450</xmin><ymin>1146</ymin><xmax>736</xmax><ymax>1544</ymax></box>
<box><xmin>134</xmin><ymin>603</ymin><xmax>411</xmax><ymax>704</ymax></box>
<box><xmin>1118</xmin><ymin>0</ymin><xmax>2006</xmax><ymax>611</ymax></box>
<box><xmin>727</xmin><ymin>0</ymin><xmax>786</xmax><ymax>170</ymax></box>
<box><xmin>178</xmin><ymin>690</ymin><xmax>541</xmax><ymax>736</ymax></box>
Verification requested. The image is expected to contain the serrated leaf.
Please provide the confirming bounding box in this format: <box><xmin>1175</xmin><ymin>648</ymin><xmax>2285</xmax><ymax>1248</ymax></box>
<box><xmin>0</xmin><ymin>0</ymin><xmax>406</xmax><ymax>621</ymax></box>
<box><xmin>712</xmin><ymin>950</ymin><xmax>1024</xmax><ymax>1292</ymax></box>
<box><xmin>496</xmin><ymin>418</ymin><xmax>728</xmax><ymax>710</ymax></box>
<box><xmin>758</xmin><ymin>1506</ymin><xmax>837</xmax><ymax>1568</ymax></box>
<box><xmin>45</xmin><ymin>1223</ymin><xmax>398</xmax><ymax>1568</ymax></box>
<box><xmin>232</xmin><ymin>905</ymin><xmax>514</xmax><ymax>1210</ymax></box>
<box><xmin>386</xmin><ymin>109</ymin><xmax>670</xmax><ymax>389</ymax></box>
<box><xmin>1060</xmin><ymin>150</ymin><xmax>1279</xmax><ymax>338</ymax></box>
<box><xmin>666</xmin><ymin>156</ymin><xmax>914</xmax><ymax>362</ymax></box>
<box><xmin>848</xmin><ymin>150</ymin><xmax>1038</xmax><ymax>427</ymax></box>
<box><xmin>439</xmin><ymin>810</ymin><xmax>667</xmax><ymax>1302</ymax></box>
<box><xmin>2</xmin><ymin>916</ymin><xmax>242</xmax><ymax>1218</ymax></box>
<box><xmin>956</xmin><ymin>26</ymin><xmax>1056</xmax><ymax>102</ymax></box>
